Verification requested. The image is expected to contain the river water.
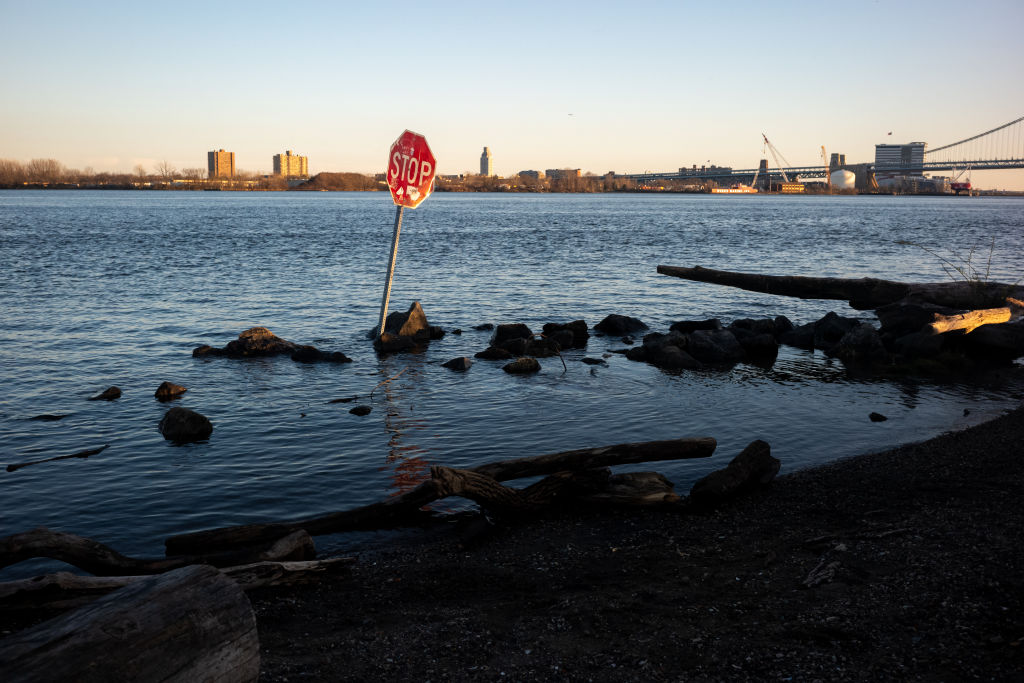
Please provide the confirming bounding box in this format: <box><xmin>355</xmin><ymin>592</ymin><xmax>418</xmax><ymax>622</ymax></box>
<box><xmin>2</xmin><ymin>190</ymin><xmax>1022</xmax><ymax>572</ymax></box>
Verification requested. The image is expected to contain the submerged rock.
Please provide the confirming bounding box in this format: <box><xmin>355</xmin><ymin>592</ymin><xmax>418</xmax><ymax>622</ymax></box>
<box><xmin>291</xmin><ymin>346</ymin><xmax>352</xmax><ymax>363</ymax></box>
<box><xmin>159</xmin><ymin>407</ymin><xmax>212</xmax><ymax>442</ymax></box>
<box><xmin>88</xmin><ymin>386</ymin><xmax>121</xmax><ymax>401</ymax></box>
<box><xmin>503</xmin><ymin>357</ymin><xmax>541</xmax><ymax>374</ymax></box>
<box><xmin>475</xmin><ymin>346</ymin><xmax>514</xmax><ymax>360</ymax></box>
<box><xmin>154</xmin><ymin>382</ymin><xmax>187</xmax><ymax>401</ymax></box>
<box><xmin>350</xmin><ymin>405</ymin><xmax>372</xmax><ymax>416</ymax></box>
<box><xmin>442</xmin><ymin>357</ymin><xmax>473</xmax><ymax>371</ymax></box>
<box><xmin>870</xmin><ymin>412</ymin><xmax>888</xmax><ymax>422</ymax></box>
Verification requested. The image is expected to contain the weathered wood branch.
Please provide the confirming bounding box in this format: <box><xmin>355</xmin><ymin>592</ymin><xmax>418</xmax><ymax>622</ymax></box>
<box><xmin>166</xmin><ymin>437</ymin><xmax>716</xmax><ymax>556</ymax></box>
<box><xmin>928</xmin><ymin>306</ymin><xmax>1013</xmax><ymax>334</ymax></box>
<box><xmin>6</xmin><ymin>445</ymin><xmax>108</xmax><ymax>473</ymax></box>
<box><xmin>657</xmin><ymin>265</ymin><xmax>1023</xmax><ymax>310</ymax></box>
<box><xmin>0</xmin><ymin>558</ymin><xmax>353</xmax><ymax>613</ymax></box>
<box><xmin>1</xmin><ymin>527</ymin><xmax>315</xmax><ymax>576</ymax></box>
<box><xmin>0</xmin><ymin>564</ymin><xmax>260</xmax><ymax>683</ymax></box>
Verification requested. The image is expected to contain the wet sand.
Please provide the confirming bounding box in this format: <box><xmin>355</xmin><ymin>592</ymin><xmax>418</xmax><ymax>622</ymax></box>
<box><xmin>252</xmin><ymin>403</ymin><xmax>1024</xmax><ymax>681</ymax></box>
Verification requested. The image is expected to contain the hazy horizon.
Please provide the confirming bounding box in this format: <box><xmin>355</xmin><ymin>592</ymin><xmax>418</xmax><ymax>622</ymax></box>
<box><xmin>2</xmin><ymin>1</ymin><xmax>1022</xmax><ymax>189</ymax></box>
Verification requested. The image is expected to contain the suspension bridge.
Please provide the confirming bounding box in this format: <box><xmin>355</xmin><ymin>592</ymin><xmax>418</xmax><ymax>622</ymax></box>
<box><xmin>625</xmin><ymin>115</ymin><xmax>1024</xmax><ymax>183</ymax></box>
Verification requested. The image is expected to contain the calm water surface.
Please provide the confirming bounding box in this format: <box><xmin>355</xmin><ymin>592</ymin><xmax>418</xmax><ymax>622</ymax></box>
<box><xmin>2</xmin><ymin>191</ymin><xmax>1022</xmax><ymax>572</ymax></box>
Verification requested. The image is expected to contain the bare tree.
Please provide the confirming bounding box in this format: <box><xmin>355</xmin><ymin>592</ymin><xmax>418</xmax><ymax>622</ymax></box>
<box><xmin>133</xmin><ymin>164</ymin><xmax>147</xmax><ymax>180</ymax></box>
<box><xmin>26</xmin><ymin>158</ymin><xmax>65</xmax><ymax>183</ymax></box>
<box><xmin>0</xmin><ymin>159</ymin><xmax>26</xmax><ymax>186</ymax></box>
<box><xmin>155</xmin><ymin>160</ymin><xmax>176</xmax><ymax>181</ymax></box>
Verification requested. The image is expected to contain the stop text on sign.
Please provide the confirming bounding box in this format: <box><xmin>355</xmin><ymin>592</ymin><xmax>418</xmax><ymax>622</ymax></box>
<box><xmin>387</xmin><ymin>130</ymin><xmax>436</xmax><ymax>209</ymax></box>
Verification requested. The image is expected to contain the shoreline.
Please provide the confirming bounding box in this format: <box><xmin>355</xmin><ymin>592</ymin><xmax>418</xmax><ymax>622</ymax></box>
<box><xmin>252</xmin><ymin>403</ymin><xmax>1024</xmax><ymax>681</ymax></box>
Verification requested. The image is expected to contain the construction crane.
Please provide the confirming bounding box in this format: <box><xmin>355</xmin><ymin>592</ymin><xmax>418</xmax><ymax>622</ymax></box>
<box><xmin>761</xmin><ymin>133</ymin><xmax>792</xmax><ymax>184</ymax></box>
<box><xmin>821</xmin><ymin>145</ymin><xmax>831</xmax><ymax>193</ymax></box>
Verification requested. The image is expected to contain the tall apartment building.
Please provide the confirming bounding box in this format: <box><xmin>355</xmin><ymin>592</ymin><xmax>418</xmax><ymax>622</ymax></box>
<box><xmin>480</xmin><ymin>147</ymin><xmax>492</xmax><ymax>176</ymax></box>
<box><xmin>874</xmin><ymin>142</ymin><xmax>926</xmax><ymax>171</ymax></box>
<box><xmin>207</xmin><ymin>149</ymin><xmax>235</xmax><ymax>178</ymax></box>
<box><xmin>273</xmin><ymin>150</ymin><xmax>309</xmax><ymax>178</ymax></box>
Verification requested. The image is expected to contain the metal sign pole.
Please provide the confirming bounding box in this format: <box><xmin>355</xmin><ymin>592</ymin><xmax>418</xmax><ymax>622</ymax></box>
<box><xmin>376</xmin><ymin>205</ymin><xmax>404</xmax><ymax>338</ymax></box>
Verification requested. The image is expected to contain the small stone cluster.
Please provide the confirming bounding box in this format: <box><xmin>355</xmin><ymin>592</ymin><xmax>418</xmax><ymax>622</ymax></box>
<box><xmin>194</xmin><ymin>326</ymin><xmax>352</xmax><ymax>363</ymax></box>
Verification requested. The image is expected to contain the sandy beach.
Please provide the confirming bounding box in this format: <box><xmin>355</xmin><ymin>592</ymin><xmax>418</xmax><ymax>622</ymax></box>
<box><xmin>252</xmin><ymin>403</ymin><xmax>1024</xmax><ymax>681</ymax></box>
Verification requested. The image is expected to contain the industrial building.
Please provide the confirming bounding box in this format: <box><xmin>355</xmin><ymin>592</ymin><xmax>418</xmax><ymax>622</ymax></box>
<box><xmin>273</xmin><ymin>150</ymin><xmax>308</xmax><ymax>178</ymax></box>
<box><xmin>207</xmin><ymin>149</ymin><xmax>235</xmax><ymax>178</ymax></box>
<box><xmin>874</xmin><ymin>142</ymin><xmax>926</xmax><ymax>172</ymax></box>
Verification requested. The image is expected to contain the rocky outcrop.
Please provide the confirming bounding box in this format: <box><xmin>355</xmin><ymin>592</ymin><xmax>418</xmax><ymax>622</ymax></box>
<box><xmin>159</xmin><ymin>407</ymin><xmax>213</xmax><ymax>442</ymax></box>
<box><xmin>594</xmin><ymin>314</ymin><xmax>647</xmax><ymax>336</ymax></box>
<box><xmin>688</xmin><ymin>440</ymin><xmax>779</xmax><ymax>509</ymax></box>
<box><xmin>154</xmin><ymin>382</ymin><xmax>187</xmax><ymax>401</ymax></box>
<box><xmin>194</xmin><ymin>327</ymin><xmax>353</xmax><ymax>363</ymax></box>
<box><xmin>374</xmin><ymin>302</ymin><xmax>444</xmax><ymax>353</ymax></box>
<box><xmin>542</xmin><ymin>320</ymin><xmax>589</xmax><ymax>349</ymax></box>
<box><xmin>827</xmin><ymin>323</ymin><xmax>888</xmax><ymax>364</ymax></box>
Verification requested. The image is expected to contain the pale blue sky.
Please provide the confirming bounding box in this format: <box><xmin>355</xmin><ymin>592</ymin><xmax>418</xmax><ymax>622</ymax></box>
<box><xmin>2</xmin><ymin>0</ymin><xmax>1023</xmax><ymax>187</ymax></box>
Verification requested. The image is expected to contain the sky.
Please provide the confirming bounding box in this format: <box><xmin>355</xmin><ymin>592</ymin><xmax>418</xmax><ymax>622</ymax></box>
<box><xmin>2</xmin><ymin>0</ymin><xmax>1023</xmax><ymax>188</ymax></box>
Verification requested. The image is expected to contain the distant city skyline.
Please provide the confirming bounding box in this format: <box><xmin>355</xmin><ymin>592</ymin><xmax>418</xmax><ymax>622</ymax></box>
<box><xmin>2</xmin><ymin>1</ymin><xmax>1022</xmax><ymax>189</ymax></box>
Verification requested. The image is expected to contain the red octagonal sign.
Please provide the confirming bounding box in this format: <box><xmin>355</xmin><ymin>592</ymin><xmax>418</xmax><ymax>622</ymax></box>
<box><xmin>387</xmin><ymin>130</ymin><xmax>436</xmax><ymax>209</ymax></box>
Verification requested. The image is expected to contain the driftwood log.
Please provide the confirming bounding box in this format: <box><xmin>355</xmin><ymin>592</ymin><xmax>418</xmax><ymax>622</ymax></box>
<box><xmin>0</xmin><ymin>558</ymin><xmax>352</xmax><ymax>613</ymax></box>
<box><xmin>0</xmin><ymin>527</ymin><xmax>315</xmax><ymax>577</ymax></box>
<box><xmin>0</xmin><ymin>564</ymin><xmax>260</xmax><ymax>683</ymax></box>
<box><xmin>166</xmin><ymin>436</ymin><xmax>716</xmax><ymax>556</ymax></box>
<box><xmin>656</xmin><ymin>265</ymin><xmax>1024</xmax><ymax>311</ymax></box>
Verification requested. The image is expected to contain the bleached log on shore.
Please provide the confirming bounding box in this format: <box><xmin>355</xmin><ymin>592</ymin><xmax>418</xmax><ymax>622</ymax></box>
<box><xmin>0</xmin><ymin>558</ymin><xmax>353</xmax><ymax>613</ymax></box>
<box><xmin>165</xmin><ymin>437</ymin><xmax>716</xmax><ymax>556</ymax></box>
<box><xmin>0</xmin><ymin>565</ymin><xmax>260</xmax><ymax>683</ymax></box>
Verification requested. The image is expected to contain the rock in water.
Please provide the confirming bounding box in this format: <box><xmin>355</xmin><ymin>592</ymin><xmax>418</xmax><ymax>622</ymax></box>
<box><xmin>594</xmin><ymin>314</ymin><xmax>647</xmax><ymax>336</ymax></box>
<box><xmin>224</xmin><ymin>327</ymin><xmax>298</xmax><ymax>357</ymax></box>
<box><xmin>503</xmin><ymin>357</ymin><xmax>541</xmax><ymax>374</ymax></box>
<box><xmin>154</xmin><ymin>381</ymin><xmax>187</xmax><ymax>401</ymax></box>
<box><xmin>291</xmin><ymin>346</ymin><xmax>352</xmax><ymax>363</ymax></box>
<box><xmin>159</xmin><ymin>407</ymin><xmax>213</xmax><ymax>442</ymax></box>
<box><xmin>869</xmin><ymin>412</ymin><xmax>888</xmax><ymax>422</ymax></box>
<box><xmin>375</xmin><ymin>302</ymin><xmax>441</xmax><ymax>353</ymax></box>
<box><xmin>88</xmin><ymin>386</ymin><xmax>121</xmax><ymax>401</ymax></box>
<box><xmin>350</xmin><ymin>405</ymin><xmax>372</xmax><ymax>416</ymax></box>
<box><xmin>442</xmin><ymin>357</ymin><xmax>473</xmax><ymax>371</ymax></box>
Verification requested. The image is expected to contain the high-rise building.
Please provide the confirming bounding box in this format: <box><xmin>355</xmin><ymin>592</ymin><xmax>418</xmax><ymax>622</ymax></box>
<box><xmin>273</xmin><ymin>150</ymin><xmax>309</xmax><ymax>178</ymax></box>
<box><xmin>207</xmin><ymin>149</ymin><xmax>235</xmax><ymax>178</ymax></box>
<box><xmin>480</xmin><ymin>147</ymin><xmax>492</xmax><ymax>176</ymax></box>
<box><xmin>874</xmin><ymin>142</ymin><xmax>926</xmax><ymax>171</ymax></box>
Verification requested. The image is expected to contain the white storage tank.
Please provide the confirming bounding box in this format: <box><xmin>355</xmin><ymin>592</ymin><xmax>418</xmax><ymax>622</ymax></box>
<box><xmin>830</xmin><ymin>169</ymin><xmax>856</xmax><ymax>190</ymax></box>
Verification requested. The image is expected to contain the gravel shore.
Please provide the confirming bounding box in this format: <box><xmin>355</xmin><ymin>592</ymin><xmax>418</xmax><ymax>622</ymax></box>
<box><xmin>253</xmin><ymin>404</ymin><xmax>1024</xmax><ymax>681</ymax></box>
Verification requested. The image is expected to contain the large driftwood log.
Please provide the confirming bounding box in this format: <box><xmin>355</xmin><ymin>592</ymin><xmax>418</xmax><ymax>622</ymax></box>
<box><xmin>0</xmin><ymin>564</ymin><xmax>259</xmax><ymax>683</ymax></box>
<box><xmin>0</xmin><ymin>558</ymin><xmax>353</xmax><ymax>613</ymax></box>
<box><xmin>1</xmin><ymin>527</ymin><xmax>315</xmax><ymax>576</ymax></box>
<box><xmin>657</xmin><ymin>265</ymin><xmax>1024</xmax><ymax>310</ymax></box>
<box><xmin>166</xmin><ymin>436</ymin><xmax>716</xmax><ymax>556</ymax></box>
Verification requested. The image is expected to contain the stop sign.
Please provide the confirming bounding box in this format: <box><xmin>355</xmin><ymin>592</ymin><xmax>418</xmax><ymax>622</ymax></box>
<box><xmin>387</xmin><ymin>130</ymin><xmax>436</xmax><ymax>209</ymax></box>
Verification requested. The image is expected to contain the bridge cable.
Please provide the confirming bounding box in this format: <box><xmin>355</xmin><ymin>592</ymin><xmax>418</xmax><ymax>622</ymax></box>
<box><xmin>928</xmin><ymin>115</ymin><xmax>1024</xmax><ymax>155</ymax></box>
